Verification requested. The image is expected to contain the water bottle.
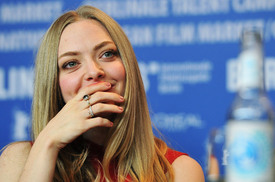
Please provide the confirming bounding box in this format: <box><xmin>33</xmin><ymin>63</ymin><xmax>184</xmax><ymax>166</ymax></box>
<box><xmin>225</xmin><ymin>29</ymin><xmax>274</xmax><ymax>182</ymax></box>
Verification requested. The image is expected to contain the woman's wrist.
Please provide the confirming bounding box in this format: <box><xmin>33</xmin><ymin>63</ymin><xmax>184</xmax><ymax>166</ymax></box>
<box><xmin>32</xmin><ymin>132</ymin><xmax>61</xmax><ymax>156</ymax></box>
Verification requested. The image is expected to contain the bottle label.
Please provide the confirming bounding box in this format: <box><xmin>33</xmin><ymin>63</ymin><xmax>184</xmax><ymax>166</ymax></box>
<box><xmin>238</xmin><ymin>50</ymin><xmax>262</xmax><ymax>88</ymax></box>
<box><xmin>226</xmin><ymin>121</ymin><xmax>273</xmax><ymax>182</ymax></box>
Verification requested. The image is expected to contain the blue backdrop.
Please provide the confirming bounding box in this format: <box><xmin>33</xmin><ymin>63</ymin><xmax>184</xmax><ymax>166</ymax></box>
<box><xmin>1</xmin><ymin>0</ymin><xmax>275</xmax><ymax>176</ymax></box>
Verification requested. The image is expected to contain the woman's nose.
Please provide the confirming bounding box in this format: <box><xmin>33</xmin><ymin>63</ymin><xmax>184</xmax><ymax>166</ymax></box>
<box><xmin>84</xmin><ymin>61</ymin><xmax>105</xmax><ymax>81</ymax></box>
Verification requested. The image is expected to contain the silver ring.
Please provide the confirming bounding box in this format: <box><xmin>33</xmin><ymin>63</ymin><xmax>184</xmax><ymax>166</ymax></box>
<box><xmin>88</xmin><ymin>106</ymin><xmax>94</xmax><ymax>118</ymax></box>
<box><xmin>83</xmin><ymin>95</ymin><xmax>90</xmax><ymax>105</ymax></box>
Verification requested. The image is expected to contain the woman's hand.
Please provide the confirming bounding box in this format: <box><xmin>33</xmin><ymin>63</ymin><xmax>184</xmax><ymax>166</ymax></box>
<box><xmin>11</xmin><ymin>82</ymin><xmax>124</xmax><ymax>182</ymax></box>
<box><xmin>37</xmin><ymin>81</ymin><xmax>124</xmax><ymax>151</ymax></box>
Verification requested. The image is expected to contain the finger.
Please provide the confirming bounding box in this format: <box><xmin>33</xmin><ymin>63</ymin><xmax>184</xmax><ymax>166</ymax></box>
<box><xmin>85</xmin><ymin>117</ymin><xmax>114</xmax><ymax>128</ymax></box>
<box><xmin>76</xmin><ymin>82</ymin><xmax>112</xmax><ymax>101</ymax></box>
<box><xmin>79</xmin><ymin>92</ymin><xmax>124</xmax><ymax>112</ymax></box>
<box><xmin>90</xmin><ymin>103</ymin><xmax>124</xmax><ymax>117</ymax></box>
<box><xmin>65</xmin><ymin>117</ymin><xmax>113</xmax><ymax>139</ymax></box>
<box><xmin>65</xmin><ymin>96</ymin><xmax>89</xmax><ymax>111</ymax></box>
<box><xmin>89</xmin><ymin>92</ymin><xmax>124</xmax><ymax>105</ymax></box>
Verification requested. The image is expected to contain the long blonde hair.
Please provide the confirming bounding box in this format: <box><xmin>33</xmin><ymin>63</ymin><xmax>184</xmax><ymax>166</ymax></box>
<box><xmin>32</xmin><ymin>5</ymin><xmax>174</xmax><ymax>182</ymax></box>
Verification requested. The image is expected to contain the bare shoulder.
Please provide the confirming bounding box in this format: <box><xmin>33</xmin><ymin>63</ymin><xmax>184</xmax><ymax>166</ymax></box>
<box><xmin>0</xmin><ymin>141</ymin><xmax>32</xmax><ymax>182</ymax></box>
<box><xmin>172</xmin><ymin>155</ymin><xmax>205</xmax><ymax>182</ymax></box>
<box><xmin>0</xmin><ymin>141</ymin><xmax>32</xmax><ymax>159</ymax></box>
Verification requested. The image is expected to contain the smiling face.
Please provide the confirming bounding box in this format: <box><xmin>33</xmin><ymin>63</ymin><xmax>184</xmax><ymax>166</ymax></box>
<box><xmin>58</xmin><ymin>19</ymin><xmax>126</xmax><ymax>103</ymax></box>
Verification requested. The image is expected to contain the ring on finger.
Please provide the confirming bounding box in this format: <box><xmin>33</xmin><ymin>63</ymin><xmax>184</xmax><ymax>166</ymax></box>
<box><xmin>88</xmin><ymin>106</ymin><xmax>94</xmax><ymax>118</ymax></box>
<box><xmin>83</xmin><ymin>94</ymin><xmax>91</xmax><ymax>105</ymax></box>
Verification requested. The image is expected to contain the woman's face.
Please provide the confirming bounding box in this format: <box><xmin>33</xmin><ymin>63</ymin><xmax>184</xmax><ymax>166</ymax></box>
<box><xmin>58</xmin><ymin>19</ymin><xmax>126</xmax><ymax>103</ymax></box>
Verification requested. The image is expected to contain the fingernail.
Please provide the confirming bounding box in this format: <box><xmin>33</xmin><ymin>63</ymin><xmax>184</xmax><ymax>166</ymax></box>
<box><xmin>118</xmin><ymin>106</ymin><xmax>124</xmax><ymax>111</ymax></box>
<box><xmin>109</xmin><ymin>122</ymin><xmax>113</xmax><ymax>127</ymax></box>
<box><xmin>105</xmin><ymin>82</ymin><xmax>111</xmax><ymax>87</ymax></box>
<box><xmin>120</xmin><ymin>96</ymin><xmax>124</xmax><ymax>101</ymax></box>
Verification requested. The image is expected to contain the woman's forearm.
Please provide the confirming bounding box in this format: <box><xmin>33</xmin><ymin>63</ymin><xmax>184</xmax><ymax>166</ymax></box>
<box><xmin>19</xmin><ymin>136</ymin><xmax>59</xmax><ymax>182</ymax></box>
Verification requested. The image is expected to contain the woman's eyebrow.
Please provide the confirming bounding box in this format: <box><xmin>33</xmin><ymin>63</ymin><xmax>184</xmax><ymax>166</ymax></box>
<box><xmin>58</xmin><ymin>51</ymin><xmax>80</xmax><ymax>60</ymax></box>
<box><xmin>58</xmin><ymin>41</ymin><xmax>115</xmax><ymax>60</ymax></box>
<box><xmin>93</xmin><ymin>41</ymin><xmax>115</xmax><ymax>51</ymax></box>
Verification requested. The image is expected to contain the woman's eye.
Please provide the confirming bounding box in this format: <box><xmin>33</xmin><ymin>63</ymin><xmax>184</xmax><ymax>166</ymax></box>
<box><xmin>102</xmin><ymin>50</ymin><xmax>117</xmax><ymax>59</ymax></box>
<box><xmin>62</xmin><ymin>61</ymin><xmax>78</xmax><ymax>69</ymax></box>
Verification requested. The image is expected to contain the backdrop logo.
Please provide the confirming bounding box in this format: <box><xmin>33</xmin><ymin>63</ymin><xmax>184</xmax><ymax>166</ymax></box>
<box><xmin>81</xmin><ymin>0</ymin><xmax>169</xmax><ymax>19</ymax></box>
<box><xmin>0</xmin><ymin>30</ymin><xmax>46</xmax><ymax>52</ymax></box>
<box><xmin>152</xmin><ymin>112</ymin><xmax>204</xmax><ymax>131</ymax></box>
<box><xmin>0</xmin><ymin>66</ymin><xmax>33</xmax><ymax>100</ymax></box>
<box><xmin>0</xmin><ymin>1</ymin><xmax>63</xmax><ymax>24</ymax></box>
<box><xmin>139</xmin><ymin>60</ymin><xmax>212</xmax><ymax>94</ymax></box>
<box><xmin>12</xmin><ymin>109</ymin><xmax>30</xmax><ymax>141</ymax></box>
<box><xmin>226</xmin><ymin>57</ymin><xmax>275</xmax><ymax>92</ymax></box>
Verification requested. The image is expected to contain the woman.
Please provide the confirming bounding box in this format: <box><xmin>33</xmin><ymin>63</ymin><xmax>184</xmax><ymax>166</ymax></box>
<box><xmin>0</xmin><ymin>5</ymin><xmax>204</xmax><ymax>182</ymax></box>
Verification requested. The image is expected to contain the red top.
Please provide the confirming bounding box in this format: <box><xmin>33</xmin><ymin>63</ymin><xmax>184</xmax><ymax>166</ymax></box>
<box><xmin>87</xmin><ymin>142</ymin><xmax>188</xmax><ymax>181</ymax></box>
<box><xmin>165</xmin><ymin>147</ymin><xmax>188</xmax><ymax>164</ymax></box>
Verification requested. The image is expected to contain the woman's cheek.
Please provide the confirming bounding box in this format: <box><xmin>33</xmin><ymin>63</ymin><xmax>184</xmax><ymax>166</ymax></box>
<box><xmin>59</xmin><ymin>75</ymin><xmax>81</xmax><ymax>103</ymax></box>
<box><xmin>109</xmin><ymin>63</ymin><xmax>126</xmax><ymax>82</ymax></box>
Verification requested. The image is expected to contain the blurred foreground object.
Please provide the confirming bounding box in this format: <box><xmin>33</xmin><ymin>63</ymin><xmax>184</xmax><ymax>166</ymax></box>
<box><xmin>207</xmin><ymin>128</ymin><xmax>226</xmax><ymax>182</ymax></box>
<box><xmin>225</xmin><ymin>29</ymin><xmax>274</xmax><ymax>182</ymax></box>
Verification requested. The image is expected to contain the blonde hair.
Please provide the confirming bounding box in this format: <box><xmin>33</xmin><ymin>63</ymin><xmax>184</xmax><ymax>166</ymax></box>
<box><xmin>32</xmin><ymin>5</ymin><xmax>174</xmax><ymax>182</ymax></box>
